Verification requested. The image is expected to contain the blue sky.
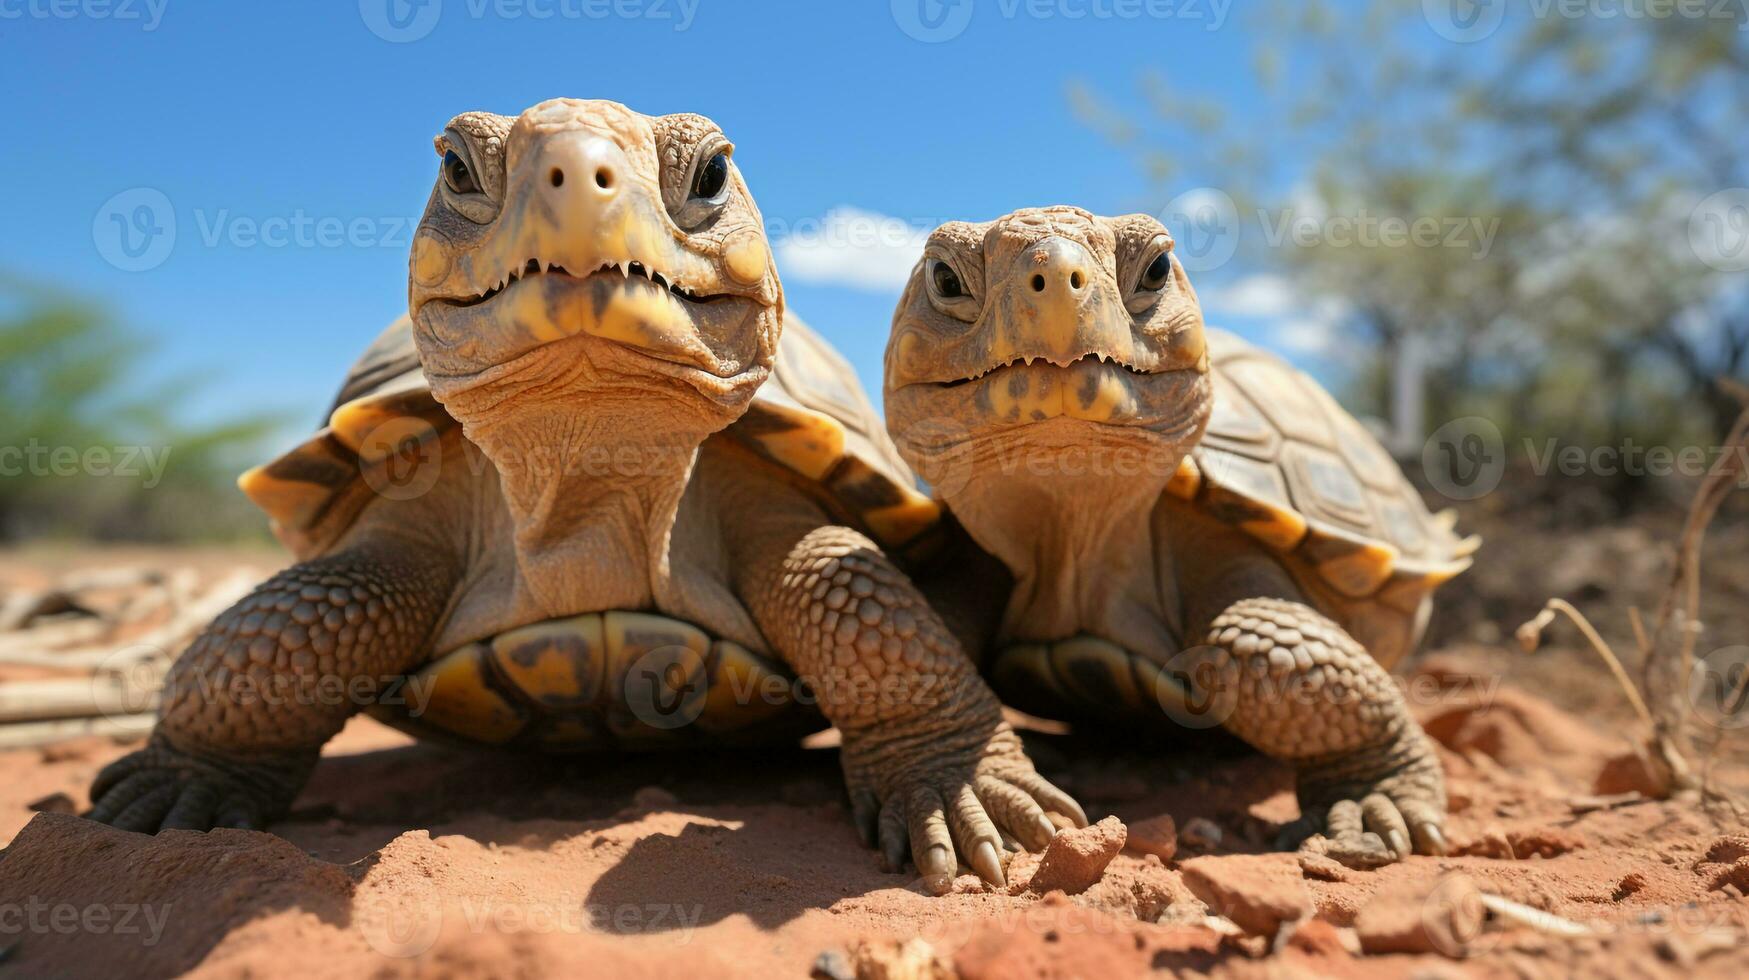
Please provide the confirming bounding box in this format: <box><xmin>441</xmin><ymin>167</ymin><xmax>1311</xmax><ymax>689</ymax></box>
<box><xmin>4</xmin><ymin>0</ymin><xmax>1323</xmax><ymax>444</ymax></box>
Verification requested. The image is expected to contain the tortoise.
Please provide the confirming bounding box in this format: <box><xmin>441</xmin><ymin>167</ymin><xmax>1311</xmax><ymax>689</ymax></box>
<box><xmin>883</xmin><ymin>206</ymin><xmax>1478</xmax><ymax>867</ymax></box>
<box><xmin>87</xmin><ymin>101</ymin><xmax>1083</xmax><ymax>893</ymax></box>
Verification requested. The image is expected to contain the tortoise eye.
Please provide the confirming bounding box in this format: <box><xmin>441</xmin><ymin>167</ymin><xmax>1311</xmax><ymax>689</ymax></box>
<box><xmin>931</xmin><ymin>261</ymin><xmax>964</xmax><ymax>299</ymax></box>
<box><xmin>1138</xmin><ymin>251</ymin><xmax>1173</xmax><ymax>291</ymax></box>
<box><xmin>442</xmin><ymin>150</ymin><xmax>480</xmax><ymax>195</ymax></box>
<box><xmin>691</xmin><ymin>152</ymin><xmax>729</xmax><ymax>200</ymax></box>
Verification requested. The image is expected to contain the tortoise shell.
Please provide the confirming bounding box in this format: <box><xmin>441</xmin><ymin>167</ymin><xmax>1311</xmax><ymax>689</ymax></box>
<box><xmin>237</xmin><ymin>314</ymin><xmax>939</xmax><ymax>560</ymax></box>
<box><xmin>383</xmin><ymin>609</ymin><xmax>824</xmax><ymax>751</ymax></box>
<box><xmin>1168</xmin><ymin>329</ymin><xmax>1476</xmax><ymax>669</ymax></box>
<box><xmin>234</xmin><ymin>314</ymin><xmax>935</xmax><ymax>749</ymax></box>
<box><xmin>988</xmin><ymin>330</ymin><xmax>1477</xmax><ymax>728</ymax></box>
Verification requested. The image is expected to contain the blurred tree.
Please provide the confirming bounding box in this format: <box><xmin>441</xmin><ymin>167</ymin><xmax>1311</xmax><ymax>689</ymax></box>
<box><xmin>0</xmin><ymin>281</ymin><xmax>281</xmax><ymax>542</ymax></box>
<box><xmin>1077</xmin><ymin>0</ymin><xmax>1749</xmax><ymax>470</ymax></box>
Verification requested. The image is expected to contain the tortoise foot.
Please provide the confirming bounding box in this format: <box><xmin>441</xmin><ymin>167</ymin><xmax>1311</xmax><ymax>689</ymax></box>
<box><xmin>1281</xmin><ymin>729</ymin><xmax>1448</xmax><ymax>867</ymax></box>
<box><xmin>844</xmin><ymin>724</ymin><xmax>1088</xmax><ymax>895</ymax></box>
<box><xmin>87</xmin><ymin>739</ymin><xmax>310</xmax><ymax>834</ymax></box>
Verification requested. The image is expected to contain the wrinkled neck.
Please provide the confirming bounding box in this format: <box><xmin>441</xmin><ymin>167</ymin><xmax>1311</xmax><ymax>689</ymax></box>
<box><xmin>948</xmin><ymin>470</ymin><xmax>1172</xmax><ymax>647</ymax></box>
<box><xmin>441</xmin><ymin>376</ymin><xmax>719</xmax><ymax>615</ymax></box>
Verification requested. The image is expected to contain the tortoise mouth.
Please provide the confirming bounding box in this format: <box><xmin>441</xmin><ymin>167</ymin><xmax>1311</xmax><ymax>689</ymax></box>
<box><xmin>419</xmin><ymin>260</ymin><xmax>769</xmax><ymax>381</ymax></box>
<box><xmin>938</xmin><ymin>351</ymin><xmax>1158</xmax><ymax>389</ymax></box>
<box><xmin>440</xmin><ymin>259</ymin><xmax>741</xmax><ymax>311</ymax></box>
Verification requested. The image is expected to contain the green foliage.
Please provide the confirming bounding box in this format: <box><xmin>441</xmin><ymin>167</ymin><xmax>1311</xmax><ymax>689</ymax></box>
<box><xmin>1075</xmin><ymin>1</ymin><xmax>1749</xmax><ymax>471</ymax></box>
<box><xmin>0</xmin><ymin>282</ymin><xmax>283</xmax><ymax>542</ymax></box>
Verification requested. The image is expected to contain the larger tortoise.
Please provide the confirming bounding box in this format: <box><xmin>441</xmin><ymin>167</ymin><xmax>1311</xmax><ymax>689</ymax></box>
<box><xmin>88</xmin><ymin>101</ymin><xmax>1083</xmax><ymax>892</ymax></box>
<box><xmin>884</xmin><ymin>206</ymin><xmax>1477</xmax><ymax>867</ymax></box>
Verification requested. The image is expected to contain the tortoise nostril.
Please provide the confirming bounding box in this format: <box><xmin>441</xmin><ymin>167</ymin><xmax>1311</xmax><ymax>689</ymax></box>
<box><xmin>1031</xmin><ymin>274</ymin><xmax>1046</xmax><ymax>293</ymax></box>
<box><xmin>1070</xmin><ymin>270</ymin><xmax>1085</xmax><ymax>290</ymax></box>
<box><xmin>549</xmin><ymin>167</ymin><xmax>564</xmax><ymax>188</ymax></box>
<box><xmin>595</xmin><ymin>167</ymin><xmax>614</xmax><ymax>190</ymax></box>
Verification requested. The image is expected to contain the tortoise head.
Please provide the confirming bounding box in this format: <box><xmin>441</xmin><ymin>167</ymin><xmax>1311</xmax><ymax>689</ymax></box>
<box><xmin>884</xmin><ymin>207</ymin><xmax>1211</xmax><ymax>499</ymax></box>
<box><xmin>407</xmin><ymin>99</ymin><xmax>781</xmax><ymax>434</ymax></box>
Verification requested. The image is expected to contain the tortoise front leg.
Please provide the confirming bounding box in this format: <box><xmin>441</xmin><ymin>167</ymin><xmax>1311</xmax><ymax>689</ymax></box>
<box><xmin>89</xmin><ymin>544</ymin><xmax>456</xmax><ymax>833</ymax></box>
<box><xmin>1188</xmin><ymin>595</ymin><xmax>1447</xmax><ymax>866</ymax></box>
<box><xmin>731</xmin><ymin>510</ymin><xmax>1085</xmax><ymax>894</ymax></box>
<box><xmin>1172</xmin><ymin>527</ymin><xmax>1447</xmax><ymax>867</ymax></box>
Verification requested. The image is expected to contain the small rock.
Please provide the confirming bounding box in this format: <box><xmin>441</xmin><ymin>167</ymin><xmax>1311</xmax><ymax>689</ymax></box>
<box><xmin>1282</xmin><ymin>918</ymin><xmax>1357</xmax><ymax>958</ymax></box>
<box><xmin>1179</xmin><ymin>817</ymin><xmax>1223</xmax><ymax>851</ymax></box>
<box><xmin>850</xmin><ymin>937</ymin><xmax>951</xmax><ymax>980</ymax></box>
<box><xmin>810</xmin><ymin>948</ymin><xmax>855</xmax><ymax>980</ymax></box>
<box><xmin>1126</xmin><ymin>814</ymin><xmax>1177</xmax><ymax>862</ymax></box>
<box><xmin>26</xmin><ymin>792</ymin><xmax>76</xmax><ymax>814</ymax></box>
<box><xmin>1702</xmin><ymin>836</ymin><xmax>1749</xmax><ymax>866</ymax></box>
<box><xmin>1296</xmin><ymin>848</ymin><xmax>1352</xmax><ymax>883</ymax></box>
<box><xmin>1354</xmin><ymin>873</ymin><xmax>1485</xmax><ymax>957</ymax></box>
<box><xmin>629</xmin><ymin>786</ymin><xmax>677</xmax><ymax>810</ymax></box>
<box><xmin>1028</xmin><ymin>816</ymin><xmax>1127</xmax><ymax>895</ymax></box>
<box><xmin>1706</xmin><ymin>857</ymin><xmax>1749</xmax><ymax>894</ymax></box>
<box><xmin>1178</xmin><ymin>854</ymin><xmax>1312</xmax><ymax>936</ymax></box>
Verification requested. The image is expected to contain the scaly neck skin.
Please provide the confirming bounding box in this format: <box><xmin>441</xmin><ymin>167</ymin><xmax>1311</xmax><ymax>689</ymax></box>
<box><xmin>443</xmin><ymin>375</ymin><xmax>723</xmax><ymax>617</ymax></box>
<box><xmin>948</xmin><ymin>462</ymin><xmax>1179</xmax><ymax>656</ymax></box>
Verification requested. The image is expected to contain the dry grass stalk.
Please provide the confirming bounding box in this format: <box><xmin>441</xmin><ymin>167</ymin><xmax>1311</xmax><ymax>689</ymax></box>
<box><xmin>1518</xmin><ymin>392</ymin><xmax>1749</xmax><ymax>804</ymax></box>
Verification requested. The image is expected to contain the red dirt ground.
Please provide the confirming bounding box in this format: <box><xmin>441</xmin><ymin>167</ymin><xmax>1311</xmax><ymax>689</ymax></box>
<box><xmin>0</xmin><ymin>651</ymin><xmax>1746</xmax><ymax>978</ymax></box>
<box><xmin>2</xmin><ymin>518</ymin><xmax>1747</xmax><ymax>978</ymax></box>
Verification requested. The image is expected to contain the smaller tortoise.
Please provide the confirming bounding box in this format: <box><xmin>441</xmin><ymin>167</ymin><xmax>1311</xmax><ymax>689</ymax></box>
<box><xmin>885</xmin><ymin>206</ymin><xmax>1477</xmax><ymax>867</ymax></box>
<box><xmin>88</xmin><ymin>102</ymin><xmax>1082</xmax><ymax>892</ymax></box>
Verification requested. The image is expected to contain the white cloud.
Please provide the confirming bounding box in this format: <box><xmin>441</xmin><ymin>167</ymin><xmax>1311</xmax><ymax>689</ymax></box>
<box><xmin>1199</xmin><ymin>273</ymin><xmax>1348</xmax><ymax>355</ymax></box>
<box><xmin>771</xmin><ymin>207</ymin><xmax>929</xmax><ymax>291</ymax></box>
